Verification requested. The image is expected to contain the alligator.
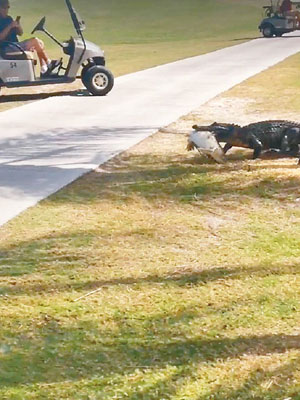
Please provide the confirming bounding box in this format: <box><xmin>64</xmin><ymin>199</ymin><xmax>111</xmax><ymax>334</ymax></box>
<box><xmin>192</xmin><ymin>120</ymin><xmax>300</xmax><ymax>162</ymax></box>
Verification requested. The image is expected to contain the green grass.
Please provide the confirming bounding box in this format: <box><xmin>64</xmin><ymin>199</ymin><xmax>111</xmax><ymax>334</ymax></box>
<box><xmin>12</xmin><ymin>0</ymin><xmax>263</xmax><ymax>75</ymax></box>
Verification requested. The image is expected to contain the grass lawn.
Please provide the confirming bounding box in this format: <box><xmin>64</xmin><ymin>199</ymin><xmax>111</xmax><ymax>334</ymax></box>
<box><xmin>1</xmin><ymin>52</ymin><xmax>300</xmax><ymax>398</ymax></box>
<box><xmin>0</xmin><ymin>0</ymin><xmax>263</xmax><ymax>111</ymax></box>
<box><xmin>14</xmin><ymin>0</ymin><xmax>263</xmax><ymax>74</ymax></box>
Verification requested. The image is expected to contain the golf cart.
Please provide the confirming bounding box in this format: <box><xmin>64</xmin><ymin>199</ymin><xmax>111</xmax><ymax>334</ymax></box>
<box><xmin>0</xmin><ymin>0</ymin><xmax>114</xmax><ymax>95</ymax></box>
<box><xmin>259</xmin><ymin>0</ymin><xmax>300</xmax><ymax>37</ymax></box>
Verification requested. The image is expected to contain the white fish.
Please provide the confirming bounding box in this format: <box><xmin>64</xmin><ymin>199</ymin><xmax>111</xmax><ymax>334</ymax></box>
<box><xmin>187</xmin><ymin>130</ymin><xmax>225</xmax><ymax>163</ymax></box>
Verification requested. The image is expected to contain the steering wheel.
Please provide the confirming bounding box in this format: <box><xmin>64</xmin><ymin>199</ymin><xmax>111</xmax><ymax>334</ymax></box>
<box><xmin>263</xmin><ymin>6</ymin><xmax>273</xmax><ymax>17</ymax></box>
<box><xmin>31</xmin><ymin>16</ymin><xmax>46</xmax><ymax>35</ymax></box>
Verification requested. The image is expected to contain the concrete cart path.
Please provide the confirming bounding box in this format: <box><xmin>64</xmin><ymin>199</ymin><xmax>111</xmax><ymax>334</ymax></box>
<box><xmin>1</xmin><ymin>34</ymin><xmax>300</xmax><ymax>226</ymax></box>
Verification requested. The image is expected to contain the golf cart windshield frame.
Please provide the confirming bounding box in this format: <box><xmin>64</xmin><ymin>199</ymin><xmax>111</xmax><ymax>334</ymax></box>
<box><xmin>65</xmin><ymin>0</ymin><xmax>85</xmax><ymax>35</ymax></box>
<box><xmin>65</xmin><ymin>0</ymin><xmax>86</xmax><ymax>62</ymax></box>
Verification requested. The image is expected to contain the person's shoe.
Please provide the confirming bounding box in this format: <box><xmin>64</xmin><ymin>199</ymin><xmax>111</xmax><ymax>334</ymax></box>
<box><xmin>40</xmin><ymin>70</ymin><xmax>49</xmax><ymax>78</ymax></box>
<box><xmin>47</xmin><ymin>59</ymin><xmax>61</xmax><ymax>73</ymax></box>
<box><xmin>40</xmin><ymin>59</ymin><xmax>61</xmax><ymax>78</ymax></box>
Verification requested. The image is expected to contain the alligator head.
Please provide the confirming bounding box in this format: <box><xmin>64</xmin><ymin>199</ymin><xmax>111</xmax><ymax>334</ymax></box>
<box><xmin>192</xmin><ymin>122</ymin><xmax>241</xmax><ymax>142</ymax></box>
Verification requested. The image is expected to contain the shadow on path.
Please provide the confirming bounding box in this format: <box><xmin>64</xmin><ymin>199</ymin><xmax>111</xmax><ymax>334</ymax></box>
<box><xmin>0</xmin><ymin>88</ymin><xmax>90</xmax><ymax>105</ymax></box>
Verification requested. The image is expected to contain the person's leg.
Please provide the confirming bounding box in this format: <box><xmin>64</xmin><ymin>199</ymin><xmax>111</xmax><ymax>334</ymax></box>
<box><xmin>19</xmin><ymin>38</ymin><xmax>60</xmax><ymax>76</ymax></box>
<box><xmin>21</xmin><ymin>37</ymin><xmax>50</xmax><ymax>67</ymax></box>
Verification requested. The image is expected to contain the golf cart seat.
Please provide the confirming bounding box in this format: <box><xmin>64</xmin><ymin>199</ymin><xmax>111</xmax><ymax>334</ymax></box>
<box><xmin>2</xmin><ymin>50</ymin><xmax>35</xmax><ymax>60</ymax></box>
<box><xmin>0</xmin><ymin>41</ymin><xmax>36</xmax><ymax>63</ymax></box>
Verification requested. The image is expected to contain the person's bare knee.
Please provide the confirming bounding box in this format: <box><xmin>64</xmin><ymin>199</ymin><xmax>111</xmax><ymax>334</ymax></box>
<box><xmin>32</xmin><ymin>38</ymin><xmax>40</xmax><ymax>50</ymax></box>
<box><xmin>35</xmin><ymin>38</ymin><xmax>44</xmax><ymax>49</ymax></box>
<box><xmin>26</xmin><ymin>37</ymin><xmax>44</xmax><ymax>51</ymax></box>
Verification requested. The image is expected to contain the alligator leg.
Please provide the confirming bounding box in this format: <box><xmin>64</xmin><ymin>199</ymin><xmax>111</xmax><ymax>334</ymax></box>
<box><xmin>281</xmin><ymin>134</ymin><xmax>290</xmax><ymax>153</ymax></box>
<box><xmin>285</xmin><ymin>144</ymin><xmax>300</xmax><ymax>156</ymax></box>
<box><xmin>284</xmin><ymin>128</ymin><xmax>300</xmax><ymax>160</ymax></box>
<box><xmin>223</xmin><ymin>143</ymin><xmax>232</xmax><ymax>154</ymax></box>
<box><xmin>281</xmin><ymin>135</ymin><xmax>300</xmax><ymax>160</ymax></box>
<box><xmin>248</xmin><ymin>135</ymin><xmax>263</xmax><ymax>159</ymax></box>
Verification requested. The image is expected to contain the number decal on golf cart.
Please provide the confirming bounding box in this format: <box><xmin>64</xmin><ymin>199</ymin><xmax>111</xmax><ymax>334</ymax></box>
<box><xmin>10</xmin><ymin>62</ymin><xmax>17</xmax><ymax>69</ymax></box>
<box><xmin>6</xmin><ymin>77</ymin><xmax>20</xmax><ymax>82</ymax></box>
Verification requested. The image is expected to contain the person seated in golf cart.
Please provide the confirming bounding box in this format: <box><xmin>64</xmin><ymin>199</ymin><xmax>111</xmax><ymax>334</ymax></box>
<box><xmin>0</xmin><ymin>0</ymin><xmax>59</xmax><ymax>76</ymax></box>
<box><xmin>280</xmin><ymin>0</ymin><xmax>292</xmax><ymax>13</ymax></box>
<box><xmin>280</xmin><ymin>0</ymin><xmax>300</xmax><ymax>25</ymax></box>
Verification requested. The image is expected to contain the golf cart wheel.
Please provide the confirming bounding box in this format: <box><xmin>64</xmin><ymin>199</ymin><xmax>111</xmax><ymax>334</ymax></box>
<box><xmin>81</xmin><ymin>59</ymin><xmax>106</xmax><ymax>84</ymax></box>
<box><xmin>83</xmin><ymin>66</ymin><xmax>114</xmax><ymax>96</ymax></box>
<box><xmin>262</xmin><ymin>25</ymin><xmax>274</xmax><ymax>38</ymax></box>
<box><xmin>81</xmin><ymin>64</ymin><xmax>91</xmax><ymax>85</ymax></box>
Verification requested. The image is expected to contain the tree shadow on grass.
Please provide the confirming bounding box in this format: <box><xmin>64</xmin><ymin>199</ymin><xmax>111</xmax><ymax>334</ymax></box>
<box><xmin>1</xmin><ymin>310</ymin><xmax>300</xmax><ymax>399</ymax></box>
<box><xmin>197</xmin><ymin>355</ymin><xmax>300</xmax><ymax>400</ymax></box>
<box><xmin>1</xmin><ymin>229</ymin><xmax>299</xmax><ymax>397</ymax></box>
<box><xmin>45</xmin><ymin>151</ymin><xmax>300</xmax><ymax>206</ymax></box>
<box><xmin>0</xmin><ymin>228</ymin><xmax>299</xmax><ymax>290</ymax></box>
<box><xmin>0</xmin><ymin>230</ymin><xmax>98</xmax><ymax>278</ymax></box>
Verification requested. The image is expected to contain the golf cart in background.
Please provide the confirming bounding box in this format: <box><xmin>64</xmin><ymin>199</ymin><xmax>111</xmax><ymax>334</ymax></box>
<box><xmin>259</xmin><ymin>0</ymin><xmax>300</xmax><ymax>37</ymax></box>
<box><xmin>0</xmin><ymin>0</ymin><xmax>114</xmax><ymax>95</ymax></box>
